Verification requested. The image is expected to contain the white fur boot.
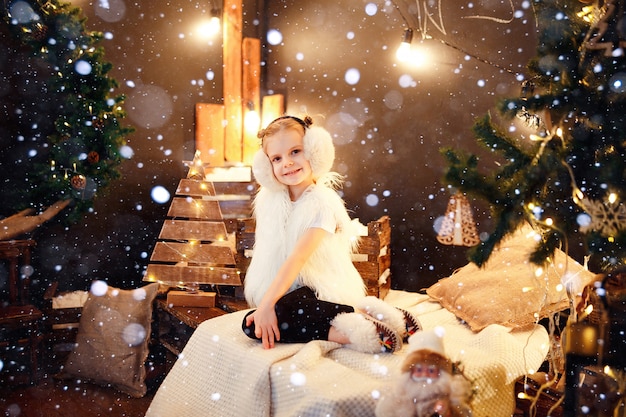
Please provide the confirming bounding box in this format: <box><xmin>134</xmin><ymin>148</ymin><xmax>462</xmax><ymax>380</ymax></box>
<box><xmin>357</xmin><ymin>296</ymin><xmax>422</xmax><ymax>341</ymax></box>
<box><xmin>331</xmin><ymin>312</ymin><xmax>401</xmax><ymax>353</ymax></box>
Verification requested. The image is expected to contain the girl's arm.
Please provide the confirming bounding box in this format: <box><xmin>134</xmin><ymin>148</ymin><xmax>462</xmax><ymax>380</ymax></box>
<box><xmin>246</xmin><ymin>227</ymin><xmax>329</xmax><ymax>349</ymax></box>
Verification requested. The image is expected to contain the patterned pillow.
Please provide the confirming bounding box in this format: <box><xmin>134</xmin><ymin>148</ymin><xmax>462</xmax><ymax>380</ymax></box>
<box><xmin>427</xmin><ymin>225</ymin><xmax>595</xmax><ymax>332</ymax></box>
<box><xmin>58</xmin><ymin>282</ymin><xmax>159</xmax><ymax>397</ymax></box>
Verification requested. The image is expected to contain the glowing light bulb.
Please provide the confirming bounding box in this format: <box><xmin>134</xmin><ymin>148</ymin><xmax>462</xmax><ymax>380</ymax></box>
<box><xmin>396</xmin><ymin>41</ymin><xmax>412</xmax><ymax>62</ymax></box>
<box><xmin>556</xmin><ymin>127</ymin><xmax>563</xmax><ymax>137</ymax></box>
<box><xmin>244</xmin><ymin>109</ymin><xmax>261</xmax><ymax>134</ymax></box>
<box><xmin>199</xmin><ymin>13</ymin><xmax>221</xmax><ymax>38</ymax></box>
<box><xmin>396</xmin><ymin>28</ymin><xmax>413</xmax><ymax>62</ymax></box>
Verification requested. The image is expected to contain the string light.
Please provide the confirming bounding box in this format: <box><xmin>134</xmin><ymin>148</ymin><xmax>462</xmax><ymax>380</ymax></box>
<box><xmin>389</xmin><ymin>0</ymin><xmax>522</xmax><ymax>75</ymax></box>
<box><xmin>396</xmin><ymin>27</ymin><xmax>523</xmax><ymax>76</ymax></box>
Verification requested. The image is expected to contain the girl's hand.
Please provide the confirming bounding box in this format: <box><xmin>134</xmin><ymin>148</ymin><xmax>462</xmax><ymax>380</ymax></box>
<box><xmin>245</xmin><ymin>305</ymin><xmax>280</xmax><ymax>349</ymax></box>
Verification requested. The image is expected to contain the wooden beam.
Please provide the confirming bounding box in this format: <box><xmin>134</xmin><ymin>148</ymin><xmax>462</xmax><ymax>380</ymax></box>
<box><xmin>223</xmin><ymin>0</ymin><xmax>243</xmax><ymax>162</ymax></box>
<box><xmin>242</xmin><ymin>37</ymin><xmax>261</xmax><ymax>165</ymax></box>
<box><xmin>167</xmin><ymin>197</ymin><xmax>224</xmax><ymax>220</ymax></box>
<box><xmin>195</xmin><ymin>103</ymin><xmax>225</xmax><ymax>167</ymax></box>
<box><xmin>158</xmin><ymin>220</ymin><xmax>229</xmax><ymax>241</ymax></box>
<box><xmin>150</xmin><ymin>241</ymin><xmax>236</xmax><ymax>265</ymax></box>
<box><xmin>144</xmin><ymin>264</ymin><xmax>241</xmax><ymax>286</ymax></box>
<box><xmin>261</xmin><ymin>94</ymin><xmax>285</xmax><ymax>127</ymax></box>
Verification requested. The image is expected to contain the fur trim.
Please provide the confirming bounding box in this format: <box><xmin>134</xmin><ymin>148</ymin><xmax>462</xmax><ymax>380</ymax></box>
<box><xmin>303</xmin><ymin>125</ymin><xmax>335</xmax><ymax>180</ymax></box>
<box><xmin>332</xmin><ymin>313</ymin><xmax>382</xmax><ymax>353</ymax></box>
<box><xmin>357</xmin><ymin>296</ymin><xmax>422</xmax><ymax>341</ymax></box>
<box><xmin>357</xmin><ymin>296</ymin><xmax>406</xmax><ymax>335</ymax></box>
<box><xmin>244</xmin><ymin>186</ymin><xmax>291</xmax><ymax>307</ymax></box>
<box><xmin>331</xmin><ymin>312</ymin><xmax>400</xmax><ymax>353</ymax></box>
<box><xmin>252</xmin><ymin>149</ymin><xmax>285</xmax><ymax>192</ymax></box>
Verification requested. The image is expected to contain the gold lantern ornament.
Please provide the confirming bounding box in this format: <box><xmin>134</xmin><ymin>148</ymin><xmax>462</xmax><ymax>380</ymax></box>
<box><xmin>437</xmin><ymin>191</ymin><xmax>480</xmax><ymax>247</ymax></box>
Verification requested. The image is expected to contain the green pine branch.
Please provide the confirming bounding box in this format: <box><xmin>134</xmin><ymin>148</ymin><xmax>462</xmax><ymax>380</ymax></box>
<box><xmin>441</xmin><ymin>0</ymin><xmax>626</xmax><ymax>270</ymax></box>
<box><xmin>1</xmin><ymin>0</ymin><xmax>133</xmax><ymax>223</ymax></box>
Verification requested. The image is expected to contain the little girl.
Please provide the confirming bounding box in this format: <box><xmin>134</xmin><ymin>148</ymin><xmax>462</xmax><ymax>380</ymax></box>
<box><xmin>242</xmin><ymin>115</ymin><xmax>419</xmax><ymax>353</ymax></box>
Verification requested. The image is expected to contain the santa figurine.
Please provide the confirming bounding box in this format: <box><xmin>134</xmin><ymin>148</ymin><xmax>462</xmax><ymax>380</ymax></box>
<box><xmin>375</xmin><ymin>327</ymin><xmax>473</xmax><ymax>417</ymax></box>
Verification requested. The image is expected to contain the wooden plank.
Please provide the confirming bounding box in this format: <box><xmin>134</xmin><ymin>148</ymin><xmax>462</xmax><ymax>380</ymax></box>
<box><xmin>206</xmin><ymin>166</ymin><xmax>252</xmax><ymax>182</ymax></box>
<box><xmin>144</xmin><ymin>264</ymin><xmax>242</xmax><ymax>285</ymax></box>
<box><xmin>157</xmin><ymin>299</ymin><xmax>226</xmax><ymax>329</ymax></box>
<box><xmin>261</xmin><ymin>94</ymin><xmax>285</xmax><ymax>128</ymax></box>
<box><xmin>368</xmin><ymin>215</ymin><xmax>391</xmax><ymax>246</ymax></box>
<box><xmin>158</xmin><ymin>220</ymin><xmax>229</xmax><ymax>241</ymax></box>
<box><xmin>167</xmin><ymin>290</ymin><xmax>216</xmax><ymax>307</ymax></box>
<box><xmin>358</xmin><ymin>237</ymin><xmax>383</xmax><ymax>262</ymax></box>
<box><xmin>176</xmin><ymin>179</ymin><xmax>216</xmax><ymax>197</ymax></box>
<box><xmin>167</xmin><ymin>197</ymin><xmax>223</xmax><ymax>220</ymax></box>
<box><xmin>150</xmin><ymin>241</ymin><xmax>236</xmax><ymax>265</ymax></box>
<box><xmin>242</xmin><ymin>37</ymin><xmax>261</xmax><ymax>165</ymax></box>
<box><xmin>217</xmin><ymin>200</ymin><xmax>253</xmax><ymax>219</ymax></box>
<box><xmin>354</xmin><ymin>261</ymin><xmax>380</xmax><ymax>280</ymax></box>
<box><xmin>195</xmin><ymin>103</ymin><xmax>225</xmax><ymax>166</ymax></box>
<box><xmin>213</xmin><ymin>181</ymin><xmax>257</xmax><ymax>196</ymax></box>
<box><xmin>223</xmin><ymin>0</ymin><xmax>243</xmax><ymax>162</ymax></box>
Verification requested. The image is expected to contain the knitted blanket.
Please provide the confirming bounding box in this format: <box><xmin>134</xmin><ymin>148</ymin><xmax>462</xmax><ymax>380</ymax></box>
<box><xmin>145</xmin><ymin>291</ymin><xmax>549</xmax><ymax>417</ymax></box>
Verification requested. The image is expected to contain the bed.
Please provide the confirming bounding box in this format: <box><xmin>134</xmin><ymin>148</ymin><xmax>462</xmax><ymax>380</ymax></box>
<box><xmin>145</xmin><ymin>291</ymin><xmax>548</xmax><ymax>417</ymax></box>
<box><xmin>145</xmin><ymin>226</ymin><xmax>593</xmax><ymax>417</ymax></box>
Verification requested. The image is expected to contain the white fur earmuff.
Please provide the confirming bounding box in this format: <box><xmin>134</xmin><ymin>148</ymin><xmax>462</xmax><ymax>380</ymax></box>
<box><xmin>252</xmin><ymin>148</ymin><xmax>285</xmax><ymax>192</ymax></box>
<box><xmin>303</xmin><ymin>125</ymin><xmax>335</xmax><ymax>180</ymax></box>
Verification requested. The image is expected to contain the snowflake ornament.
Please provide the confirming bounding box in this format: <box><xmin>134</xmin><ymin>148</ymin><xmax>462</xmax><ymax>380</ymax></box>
<box><xmin>578</xmin><ymin>196</ymin><xmax>626</xmax><ymax>236</ymax></box>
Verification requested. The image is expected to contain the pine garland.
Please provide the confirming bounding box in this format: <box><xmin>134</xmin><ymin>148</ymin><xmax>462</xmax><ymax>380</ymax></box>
<box><xmin>441</xmin><ymin>0</ymin><xmax>626</xmax><ymax>270</ymax></box>
<box><xmin>1</xmin><ymin>0</ymin><xmax>132</xmax><ymax>223</ymax></box>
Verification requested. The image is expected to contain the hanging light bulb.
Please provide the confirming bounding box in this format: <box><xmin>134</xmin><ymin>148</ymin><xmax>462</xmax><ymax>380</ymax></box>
<box><xmin>244</xmin><ymin>101</ymin><xmax>261</xmax><ymax>135</ymax></box>
<box><xmin>208</xmin><ymin>8</ymin><xmax>221</xmax><ymax>34</ymax></box>
<box><xmin>199</xmin><ymin>8</ymin><xmax>221</xmax><ymax>38</ymax></box>
<box><xmin>396</xmin><ymin>28</ymin><xmax>413</xmax><ymax>62</ymax></box>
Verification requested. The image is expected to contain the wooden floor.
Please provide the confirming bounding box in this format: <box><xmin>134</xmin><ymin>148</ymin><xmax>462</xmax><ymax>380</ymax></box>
<box><xmin>1</xmin><ymin>294</ymin><xmax>247</xmax><ymax>417</ymax></box>
<box><xmin>0</xmin><ymin>349</ymin><xmax>168</xmax><ymax>417</ymax></box>
<box><xmin>0</xmin><ymin>373</ymin><xmax>159</xmax><ymax>417</ymax></box>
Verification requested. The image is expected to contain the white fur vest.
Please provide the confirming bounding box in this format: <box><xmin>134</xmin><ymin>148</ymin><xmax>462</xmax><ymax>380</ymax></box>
<box><xmin>243</xmin><ymin>178</ymin><xmax>367</xmax><ymax>308</ymax></box>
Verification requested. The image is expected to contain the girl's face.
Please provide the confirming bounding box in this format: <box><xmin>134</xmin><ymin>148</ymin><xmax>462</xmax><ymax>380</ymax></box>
<box><xmin>264</xmin><ymin>128</ymin><xmax>314</xmax><ymax>200</ymax></box>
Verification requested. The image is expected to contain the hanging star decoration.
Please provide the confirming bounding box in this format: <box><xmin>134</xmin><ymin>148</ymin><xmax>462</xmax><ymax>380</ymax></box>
<box><xmin>183</xmin><ymin>150</ymin><xmax>211</xmax><ymax>180</ymax></box>
<box><xmin>437</xmin><ymin>192</ymin><xmax>481</xmax><ymax>247</ymax></box>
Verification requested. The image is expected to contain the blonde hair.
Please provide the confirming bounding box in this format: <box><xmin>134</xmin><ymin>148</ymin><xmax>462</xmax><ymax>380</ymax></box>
<box><xmin>258</xmin><ymin>115</ymin><xmax>313</xmax><ymax>150</ymax></box>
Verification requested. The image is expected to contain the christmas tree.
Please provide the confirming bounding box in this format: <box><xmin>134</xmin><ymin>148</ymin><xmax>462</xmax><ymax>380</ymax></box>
<box><xmin>0</xmin><ymin>0</ymin><xmax>132</xmax><ymax>226</ymax></box>
<box><xmin>442</xmin><ymin>0</ymin><xmax>626</xmax><ymax>272</ymax></box>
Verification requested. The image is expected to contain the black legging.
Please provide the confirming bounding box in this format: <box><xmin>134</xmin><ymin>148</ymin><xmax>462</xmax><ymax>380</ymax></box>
<box><xmin>242</xmin><ymin>286</ymin><xmax>354</xmax><ymax>343</ymax></box>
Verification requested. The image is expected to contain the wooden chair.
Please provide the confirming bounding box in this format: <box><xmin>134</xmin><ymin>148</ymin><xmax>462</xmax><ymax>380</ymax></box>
<box><xmin>0</xmin><ymin>239</ymin><xmax>42</xmax><ymax>385</ymax></box>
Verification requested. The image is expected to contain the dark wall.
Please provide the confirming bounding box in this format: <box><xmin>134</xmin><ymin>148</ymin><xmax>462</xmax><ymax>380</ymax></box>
<box><xmin>260</xmin><ymin>1</ymin><xmax>537</xmax><ymax>290</ymax></box>
<box><xmin>3</xmin><ymin>0</ymin><xmax>537</xmax><ymax>294</ymax></box>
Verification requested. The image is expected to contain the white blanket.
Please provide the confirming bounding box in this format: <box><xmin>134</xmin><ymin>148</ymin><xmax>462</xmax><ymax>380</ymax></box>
<box><xmin>146</xmin><ymin>291</ymin><xmax>549</xmax><ymax>417</ymax></box>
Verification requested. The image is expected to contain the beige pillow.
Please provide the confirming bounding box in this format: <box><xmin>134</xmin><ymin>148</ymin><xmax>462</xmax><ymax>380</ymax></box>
<box><xmin>427</xmin><ymin>225</ymin><xmax>595</xmax><ymax>332</ymax></box>
<box><xmin>58</xmin><ymin>282</ymin><xmax>159</xmax><ymax>397</ymax></box>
